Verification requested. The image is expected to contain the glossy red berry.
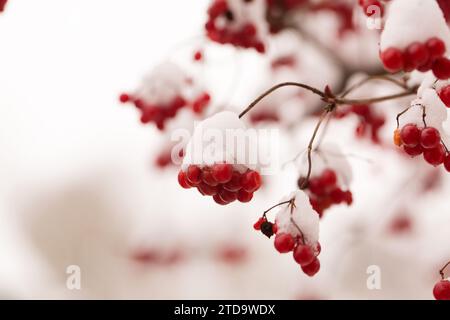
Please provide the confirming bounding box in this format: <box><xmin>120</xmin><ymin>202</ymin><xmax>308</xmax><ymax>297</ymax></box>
<box><xmin>439</xmin><ymin>85</ymin><xmax>450</xmax><ymax>108</ymax></box>
<box><xmin>293</xmin><ymin>244</ymin><xmax>316</xmax><ymax>267</ymax></box>
<box><xmin>405</xmin><ymin>42</ymin><xmax>430</xmax><ymax>69</ymax></box>
<box><xmin>212</xmin><ymin>163</ymin><xmax>233</xmax><ymax>183</ymax></box>
<box><xmin>433</xmin><ymin>279</ymin><xmax>450</xmax><ymax>300</ymax></box>
<box><xmin>218</xmin><ymin>188</ymin><xmax>237</xmax><ymax>203</ymax></box>
<box><xmin>400</xmin><ymin>124</ymin><xmax>421</xmax><ymax>147</ymax></box>
<box><xmin>444</xmin><ymin>154</ymin><xmax>450</xmax><ymax>172</ymax></box>
<box><xmin>178</xmin><ymin>171</ymin><xmax>192</xmax><ymax>189</ymax></box>
<box><xmin>213</xmin><ymin>193</ymin><xmax>229</xmax><ymax>205</ymax></box>
<box><xmin>237</xmin><ymin>190</ymin><xmax>253</xmax><ymax>203</ymax></box>
<box><xmin>403</xmin><ymin>144</ymin><xmax>423</xmax><ymax>157</ymax></box>
<box><xmin>274</xmin><ymin>233</ymin><xmax>296</xmax><ymax>253</ymax></box>
<box><xmin>433</xmin><ymin>57</ymin><xmax>450</xmax><ymax>80</ymax></box>
<box><xmin>301</xmin><ymin>258</ymin><xmax>321</xmax><ymax>277</ymax></box>
<box><xmin>423</xmin><ymin>144</ymin><xmax>445</xmax><ymax>166</ymax></box>
<box><xmin>380</xmin><ymin>48</ymin><xmax>404</xmax><ymax>73</ymax></box>
<box><xmin>253</xmin><ymin>217</ymin><xmax>265</xmax><ymax>231</ymax></box>
<box><xmin>241</xmin><ymin>170</ymin><xmax>262</xmax><ymax>193</ymax></box>
<box><xmin>186</xmin><ymin>165</ymin><xmax>202</xmax><ymax>185</ymax></box>
<box><xmin>426</xmin><ymin>38</ymin><xmax>446</xmax><ymax>59</ymax></box>
<box><xmin>320</xmin><ymin>169</ymin><xmax>337</xmax><ymax>187</ymax></box>
<box><xmin>420</xmin><ymin>127</ymin><xmax>441</xmax><ymax>149</ymax></box>
<box><xmin>197</xmin><ymin>183</ymin><xmax>218</xmax><ymax>196</ymax></box>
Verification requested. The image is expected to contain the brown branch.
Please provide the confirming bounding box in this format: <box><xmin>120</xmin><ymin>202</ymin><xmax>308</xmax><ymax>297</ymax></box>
<box><xmin>339</xmin><ymin>75</ymin><xmax>408</xmax><ymax>99</ymax></box>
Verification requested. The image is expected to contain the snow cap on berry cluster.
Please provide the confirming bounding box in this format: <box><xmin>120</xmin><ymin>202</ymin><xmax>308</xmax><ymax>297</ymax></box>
<box><xmin>401</xmin><ymin>75</ymin><xmax>449</xmax><ymax>144</ymax></box>
<box><xmin>275</xmin><ymin>190</ymin><xmax>319</xmax><ymax>245</ymax></box>
<box><xmin>181</xmin><ymin>111</ymin><xmax>260</xmax><ymax>172</ymax></box>
<box><xmin>297</xmin><ymin>143</ymin><xmax>353</xmax><ymax>187</ymax></box>
<box><xmin>380</xmin><ymin>0</ymin><xmax>450</xmax><ymax>51</ymax></box>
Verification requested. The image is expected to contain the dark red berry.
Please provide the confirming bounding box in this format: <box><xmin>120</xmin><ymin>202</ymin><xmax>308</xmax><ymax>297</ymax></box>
<box><xmin>433</xmin><ymin>57</ymin><xmax>450</xmax><ymax>80</ymax></box>
<box><xmin>237</xmin><ymin>190</ymin><xmax>253</xmax><ymax>203</ymax></box>
<box><xmin>426</xmin><ymin>37</ymin><xmax>446</xmax><ymax>59</ymax></box>
<box><xmin>405</xmin><ymin>42</ymin><xmax>430</xmax><ymax>68</ymax></box>
<box><xmin>218</xmin><ymin>188</ymin><xmax>237</xmax><ymax>203</ymax></box>
<box><xmin>403</xmin><ymin>144</ymin><xmax>423</xmax><ymax>157</ymax></box>
<box><xmin>320</xmin><ymin>169</ymin><xmax>337</xmax><ymax>187</ymax></box>
<box><xmin>444</xmin><ymin>154</ymin><xmax>450</xmax><ymax>172</ymax></box>
<box><xmin>293</xmin><ymin>244</ymin><xmax>316</xmax><ymax>266</ymax></box>
<box><xmin>301</xmin><ymin>258</ymin><xmax>321</xmax><ymax>277</ymax></box>
<box><xmin>420</xmin><ymin>127</ymin><xmax>441</xmax><ymax>149</ymax></box>
<box><xmin>253</xmin><ymin>217</ymin><xmax>265</xmax><ymax>231</ymax></box>
<box><xmin>433</xmin><ymin>280</ymin><xmax>450</xmax><ymax>300</ymax></box>
<box><xmin>213</xmin><ymin>193</ymin><xmax>229</xmax><ymax>205</ymax></box>
<box><xmin>241</xmin><ymin>170</ymin><xmax>262</xmax><ymax>193</ymax></box>
<box><xmin>400</xmin><ymin>124</ymin><xmax>421</xmax><ymax>147</ymax></box>
<box><xmin>178</xmin><ymin>171</ymin><xmax>192</xmax><ymax>189</ymax></box>
<box><xmin>380</xmin><ymin>47</ymin><xmax>404</xmax><ymax>72</ymax></box>
<box><xmin>274</xmin><ymin>233</ymin><xmax>296</xmax><ymax>253</ymax></box>
<box><xmin>439</xmin><ymin>85</ymin><xmax>450</xmax><ymax>108</ymax></box>
<box><xmin>423</xmin><ymin>144</ymin><xmax>445</xmax><ymax>166</ymax></box>
<box><xmin>186</xmin><ymin>165</ymin><xmax>202</xmax><ymax>185</ymax></box>
<box><xmin>212</xmin><ymin>163</ymin><xmax>233</xmax><ymax>183</ymax></box>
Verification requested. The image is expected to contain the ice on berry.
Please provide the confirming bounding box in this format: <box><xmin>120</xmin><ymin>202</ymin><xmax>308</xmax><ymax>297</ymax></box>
<box><xmin>275</xmin><ymin>190</ymin><xmax>320</xmax><ymax>246</ymax></box>
<box><xmin>380</xmin><ymin>0</ymin><xmax>450</xmax><ymax>51</ymax></box>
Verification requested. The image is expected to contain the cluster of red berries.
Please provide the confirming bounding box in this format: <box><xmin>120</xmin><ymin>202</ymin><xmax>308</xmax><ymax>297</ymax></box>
<box><xmin>394</xmin><ymin>124</ymin><xmax>450</xmax><ymax>169</ymax></box>
<box><xmin>433</xmin><ymin>279</ymin><xmax>450</xmax><ymax>300</ymax></box>
<box><xmin>273</xmin><ymin>229</ymin><xmax>322</xmax><ymax>277</ymax></box>
<box><xmin>380</xmin><ymin>38</ymin><xmax>450</xmax><ymax>79</ymax></box>
<box><xmin>178</xmin><ymin>163</ymin><xmax>262</xmax><ymax>205</ymax></box>
<box><xmin>205</xmin><ymin>0</ymin><xmax>265</xmax><ymax>53</ymax></box>
<box><xmin>358</xmin><ymin>0</ymin><xmax>386</xmax><ymax>17</ymax></box>
<box><xmin>119</xmin><ymin>92</ymin><xmax>210</xmax><ymax>130</ymax></box>
<box><xmin>298</xmin><ymin>169</ymin><xmax>353</xmax><ymax>217</ymax></box>
<box><xmin>0</xmin><ymin>0</ymin><xmax>7</xmax><ymax>12</ymax></box>
<box><xmin>335</xmin><ymin>104</ymin><xmax>386</xmax><ymax>144</ymax></box>
<box><xmin>438</xmin><ymin>85</ymin><xmax>450</xmax><ymax>108</ymax></box>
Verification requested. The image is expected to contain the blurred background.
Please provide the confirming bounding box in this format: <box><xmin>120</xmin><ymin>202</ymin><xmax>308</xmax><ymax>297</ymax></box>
<box><xmin>0</xmin><ymin>0</ymin><xmax>449</xmax><ymax>299</ymax></box>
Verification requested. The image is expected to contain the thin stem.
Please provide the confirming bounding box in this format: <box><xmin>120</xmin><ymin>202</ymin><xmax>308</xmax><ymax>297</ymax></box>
<box><xmin>263</xmin><ymin>200</ymin><xmax>293</xmax><ymax>217</ymax></box>
<box><xmin>396</xmin><ymin>106</ymin><xmax>411</xmax><ymax>129</ymax></box>
<box><xmin>439</xmin><ymin>260</ymin><xmax>450</xmax><ymax>280</ymax></box>
<box><xmin>239</xmin><ymin>82</ymin><xmax>327</xmax><ymax>119</ymax></box>
<box><xmin>336</xmin><ymin>87</ymin><xmax>418</xmax><ymax>105</ymax></box>
<box><xmin>300</xmin><ymin>110</ymin><xmax>330</xmax><ymax>189</ymax></box>
<box><xmin>340</xmin><ymin>74</ymin><xmax>408</xmax><ymax>99</ymax></box>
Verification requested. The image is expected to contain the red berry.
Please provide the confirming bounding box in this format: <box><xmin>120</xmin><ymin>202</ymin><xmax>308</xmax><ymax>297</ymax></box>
<box><xmin>420</xmin><ymin>127</ymin><xmax>441</xmax><ymax>149</ymax></box>
<box><xmin>218</xmin><ymin>188</ymin><xmax>237</xmax><ymax>203</ymax></box>
<box><xmin>405</xmin><ymin>42</ymin><xmax>430</xmax><ymax>68</ymax></box>
<box><xmin>426</xmin><ymin>37</ymin><xmax>446</xmax><ymax>59</ymax></box>
<box><xmin>444</xmin><ymin>154</ymin><xmax>450</xmax><ymax>172</ymax></box>
<box><xmin>380</xmin><ymin>47</ymin><xmax>404</xmax><ymax>72</ymax></box>
<box><xmin>400</xmin><ymin>124</ymin><xmax>421</xmax><ymax>147</ymax></box>
<box><xmin>320</xmin><ymin>169</ymin><xmax>337</xmax><ymax>187</ymax></box>
<box><xmin>212</xmin><ymin>163</ymin><xmax>233</xmax><ymax>183</ymax></box>
<box><xmin>237</xmin><ymin>190</ymin><xmax>253</xmax><ymax>203</ymax></box>
<box><xmin>274</xmin><ymin>233</ymin><xmax>296</xmax><ymax>253</ymax></box>
<box><xmin>223</xmin><ymin>172</ymin><xmax>242</xmax><ymax>192</ymax></box>
<box><xmin>241</xmin><ymin>170</ymin><xmax>262</xmax><ymax>193</ymax></box>
<box><xmin>423</xmin><ymin>144</ymin><xmax>445</xmax><ymax>166</ymax></box>
<box><xmin>178</xmin><ymin>170</ymin><xmax>192</xmax><ymax>189</ymax></box>
<box><xmin>193</xmin><ymin>50</ymin><xmax>203</xmax><ymax>61</ymax></box>
<box><xmin>198</xmin><ymin>183</ymin><xmax>218</xmax><ymax>196</ymax></box>
<box><xmin>433</xmin><ymin>57</ymin><xmax>450</xmax><ymax>80</ymax></box>
<box><xmin>213</xmin><ymin>193</ymin><xmax>229</xmax><ymax>205</ymax></box>
<box><xmin>403</xmin><ymin>144</ymin><xmax>423</xmax><ymax>157</ymax></box>
<box><xmin>433</xmin><ymin>279</ymin><xmax>450</xmax><ymax>300</ymax></box>
<box><xmin>202</xmin><ymin>168</ymin><xmax>219</xmax><ymax>186</ymax></box>
<box><xmin>186</xmin><ymin>165</ymin><xmax>202</xmax><ymax>185</ymax></box>
<box><xmin>119</xmin><ymin>93</ymin><xmax>130</xmax><ymax>103</ymax></box>
<box><xmin>313</xmin><ymin>242</ymin><xmax>321</xmax><ymax>255</ymax></box>
<box><xmin>308</xmin><ymin>178</ymin><xmax>325</xmax><ymax>196</ymax></box>
<box><xmin>301</xmin><ymin>258</ymin><xmax>321</xmax><ymax>277</ymax></box>
<box><xmin>253</xmin><ymin>217</ymin><xmax>265</xmax><ymax>230</ymax></box>
<box><xmin>439</xmin><ymin>85</ymin><xmax>450</xmax><ymax>108</ymax></box>
<box><xmin>293</xmin><ymin>244</ymin><xmax>316</xmax><ymax>266</ymax></box>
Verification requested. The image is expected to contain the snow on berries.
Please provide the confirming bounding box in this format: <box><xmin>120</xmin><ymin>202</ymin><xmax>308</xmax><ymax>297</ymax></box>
<box><xmin>394</xmin><ymin>79</ymin><xmax>450</xmax><ymax>170</ymax></box>
<box><xmin>433</xmin><ymin>279</ymin><xmax>450</xmax><ymax>300</ymax></box>
<box><xmin>260</xmin><ymin>191</ymin><xmax>322</xmax><ymax>277</ymax></box>
<box><xmin>296</xmin><ymin>144</ymin><xmax>353</xmax><ymax>217</ymax></box>
<box><xmin>380</xmin><ymin>0</ymin><xmax>450</xmax><ymax>78</ymax></box>
<box><xmin>205</xmin><ymin>0</ymin><xmax>268</xmax><ymax>53</ymax></box>
<box><xmin>178</xmin><ymin>111</ymin><xmax>263</xmax><ymax>205</ymax></box>
<box><xmin>119</xmin><ymin>61</ymin><xmax>211</xmax><ymax>130</ymax></box>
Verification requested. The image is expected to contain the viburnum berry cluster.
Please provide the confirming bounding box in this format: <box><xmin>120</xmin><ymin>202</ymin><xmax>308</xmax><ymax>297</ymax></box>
<box><xmin>120</xmin><ymin>62</ymin><xmax>211</xmax><ymax>130</ymax></box>
<box><xmin>119</xmin><ymin>0</ymin><xmax>450</xmax><ymax>297</ymax></box>
<box><xmin>254</xmin><ymin>192</ymin><xmax>322</xmax><ymax>276</ymax></box>
<box><xmin>205</xmin><ymin>0</ymin><xmax>267</xmax><ymax>53</ymax></box>
<box><xmin>380</xmin><ymin>0</ymin><xmax>450</xmax><ymax>78</ymax></box>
